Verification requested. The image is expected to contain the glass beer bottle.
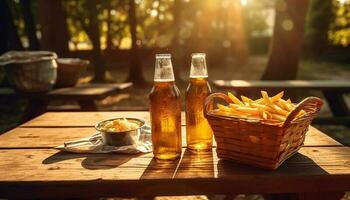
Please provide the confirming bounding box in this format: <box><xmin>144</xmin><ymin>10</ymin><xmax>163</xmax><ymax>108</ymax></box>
<box><xmin>185</xmin><ymin>53</ymin><xmax>213</xmax><ymax>152</ymax></box>
<box><xmin>149</xmin><ymin>54</ymin><xmax>182</xmax><ymax>160</ymax></box>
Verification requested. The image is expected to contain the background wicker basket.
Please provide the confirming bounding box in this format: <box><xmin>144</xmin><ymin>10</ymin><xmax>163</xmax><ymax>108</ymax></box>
<box><xmin>204</xmin><ymin>93</ymin><xmax>324</xmax><ymax>170</ymax></box>
<box><xmin>55</xmin><ymin>58</ymin><xmax>89</xmax><ymax>88</ymax></box>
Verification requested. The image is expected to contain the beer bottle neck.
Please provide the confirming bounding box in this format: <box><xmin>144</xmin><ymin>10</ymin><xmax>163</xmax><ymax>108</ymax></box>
<box><xmin>154</xmin><ymin>54</ymin><xmax>175</xmax><ymax>81</ymax></box>
<box><xmin>153</xmin><ymin>80</ymin><xmax>176</xmax><ymax>88</ymax></box>
<box><xmin>190</xmin><ymin>53</ymin><xmax>208</xmax><ymax>78</ymax></box>
<box><xmin>189</xmin><ymin>77</ymin><xmax>208</xmax><ymax>83</ymax></box>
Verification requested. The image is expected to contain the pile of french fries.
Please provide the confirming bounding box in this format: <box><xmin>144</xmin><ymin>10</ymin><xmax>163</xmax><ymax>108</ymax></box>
<box><xmin>213</xmin><ymin>91</ymin><xmax>305</xmax><ymax>124</ymax></box>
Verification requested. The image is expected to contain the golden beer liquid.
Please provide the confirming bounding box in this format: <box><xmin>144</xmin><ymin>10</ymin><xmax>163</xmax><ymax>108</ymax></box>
<box><xmin>149</xmin><ymin>80</ymin><xmax>182</xmax><ymax>160</ymax></box>
<box><xmin>185</xmin><ymin>76</ymin><xmax>213</xmax><ymax>151</ymax></box>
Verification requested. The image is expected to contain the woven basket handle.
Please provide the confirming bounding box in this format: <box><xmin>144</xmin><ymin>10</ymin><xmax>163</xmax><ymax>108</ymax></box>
<box><xmin>283</xmin><ymin>97</ymin><xmax>324</xmax><ymax>127</ymax></box>
<box><xmin>204</xmin><ymin>93</ymin><xmax>233</xmax><ymax>117</ymax></box>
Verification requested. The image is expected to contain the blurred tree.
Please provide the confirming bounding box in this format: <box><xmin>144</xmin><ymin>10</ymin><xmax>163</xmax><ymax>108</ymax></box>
<box><xmin>171</xmin><ymin>0</ymin><xmax>184</xmax><ymax>82</ymax></box>
<box><xmin>190</xmin><ymin>0</ymin><xmax>216</xmax><ymax>51</ymax></box>
<box><xmin>37</xmin><ymin>0</ymin><xmax>69</xmax><ymax>56</ymax></box>
<box><xmin>65</xmin><ymin>0</ymin><xmax>107</xmax><ymax>82</ymax></box>
<box><xmin>262</xmin><ymin>0</ymin><xmax>309</xmax><ymax>80</ymax></box>
<box><xmin>86</xmin><ymin>0</ymin><xmax>106</xmax><ymax>82</ymax></box>
<box><xmin>329</xmin><ymin>0</ymin><xmax>350</xmax><ymax>46</ymax></box>
<box><xmin>244</xmin><ymin>0</ymin><xmax>271</xmax><ymax>36</ymax></box>
<box><xmin>226</xmin><ymin>0</ymin><xmax>249</xmax><ymax>65</ymax></box>
<box><xmin>0</xmin><ymin>0</ymin><xmax>23</xmax><ymax>54</ymax></box>
<box><xmin>106</xmin><ymin>0</ymin><xmax>114</xmax><ymax>50</ymax></box>
<box><xmin>20</xmin><ymin>0</ymin><xmax>39</xmax><ymax>50</ymax></box>
<box><xmin>303</xmin><ymin>0</ymin><xmax>333</xmax><ymax>57</ymax></box>
<box><xmin>127</xmin><ymin>0</ymin><xmax>145</xmax><ymax>86</ymax></box>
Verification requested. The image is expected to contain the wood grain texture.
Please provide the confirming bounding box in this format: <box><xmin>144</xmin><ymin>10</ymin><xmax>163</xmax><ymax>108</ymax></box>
<box><xmin>0</xmin><ymin>83</ymin><xmax>133</xmax><ymax>100</ymax></box>
<box><xmin>45</xmin><ymin>83</ymin><xmax>132</xmax><ymax>101</ymax></box>
<box><xmin>0</xmin><ymin>147</ymin><xmax>349</xmax><ymax>198</ymax></box>
<box><xmin>20</xmin><ymin>112</ymin><xmax>186</xmax><ymax>127</ymax></box>
<box><xmin>0</xmin><ymin>127</ymin><xmax>185</xmax><ymax>148</ymax></box>
<box><xmin>0</xmin><ymin>126</ymin><xmax>340</xmax><ymax>149</ymax></box>
<box><xmin>48</xmin><ymin>82</ymin><xmax>132</xmax><ymax>100</ymax></box>
<box><xmin>1</xmin><ymin>111</ymin><xmax>347</xmax><ymax>198</ymax></box>
<box><xmin>304</xmin><ymin>127</ymin><xmax>341</xmax><ymax>146</ymax></box>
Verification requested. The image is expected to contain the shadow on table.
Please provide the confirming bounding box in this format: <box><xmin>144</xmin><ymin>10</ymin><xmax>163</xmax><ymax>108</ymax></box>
<box><xmin>42</xmin><ymin>151</ymin><xmax>143</xmax><ymax>170</ymax></box>
<box><xmin>175</xmin><ymin>149</ymin><xmax>215</xmax><ymax>178</ymax></box>
<box><xmin>140</xmin><ymin>157</ymin><xmax>181</xmax><ymax>179</ymax></box>
<box><xmin>140</xmin><ymin>148</ymin><xmax>215</xmax><ymax>179</ymax></box>
<box><xmin>216</xmin><ymin>152</ymin><xmax>330</xmax><ymax>199</ymax></box>
<box><xmin>217</xmin><ymin>152</ymin><xmax>329</xmax><ymax>176</ymax></box>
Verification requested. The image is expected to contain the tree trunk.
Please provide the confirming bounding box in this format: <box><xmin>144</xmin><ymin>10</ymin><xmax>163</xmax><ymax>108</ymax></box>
<box><xmin>0</xmin><ymin>0</ymin><xmax>23</xmax><ymax>54</ymax></box>
<box><xmin>228</xmin><ymin>0</ymin><xmax>249</xmax><ymax>66</ymax></box>
<box><xmin>303</xmin><ymin>0</ymin><xmax>333</xmax><ymax>57</ymax></box>
<box><xmin>106</xmin><ymin>0</ymin><xmax>114</xmax><ymax>51</ymax></box>
<box><xmin>262</xmin><ymin>0</ymin><xmax>309</xmax><ymax>80</ymax></box>
<box><xmin>86</xmin><ymin>0</ymin><xmax>106</xmax><ymax>83</ymax></box>
<box><xmin>191</xmin><ymin>0</ymin><xmax>217</xmax><ymax>52</ymax></box>
<box><xmin>20</xmin><ymin>0</ymin><xmax>40</xmax><ymax>50</ymax></box>
<box><xmin>37</xmin><ymin>0</ymin><xmax>69</xmax><ymax>56</ymax></box>
<box><xmin>127</xmin><ymin>0</ymin><xmax>146</xmax><ymax>86</ymax></box>
<box><xmin>171</xmin><ymin>0</ymin><xmax>184</xmax><ymax>83</ymax></box>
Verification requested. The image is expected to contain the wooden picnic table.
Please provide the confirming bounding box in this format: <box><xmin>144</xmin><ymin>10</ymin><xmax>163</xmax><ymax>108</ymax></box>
<box><xmin>0</xmin><ymin>82</ymin><xmax>132</xmax><ymax>121</ymax></box>
<box><xmin>0</xmin><ymin>112</ymin><xmax>349</xmax><ymax>199</ymax></box>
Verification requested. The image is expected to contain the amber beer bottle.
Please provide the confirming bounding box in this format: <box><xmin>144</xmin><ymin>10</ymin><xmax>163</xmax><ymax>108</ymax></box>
<box><xmin>149</xmin><ymin>54</ymin><xmax>182</xmax><ymax>160</ymax></box>
<box><xmin>185</xmin><ymin>53</ymin><xmax>213</xmax><ymax>152</ymax></box>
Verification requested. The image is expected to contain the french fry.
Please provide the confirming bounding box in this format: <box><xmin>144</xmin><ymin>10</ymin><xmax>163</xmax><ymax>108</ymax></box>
<box><xmin>270</xmin><ymin>91</ymin><xmax>284</xmax><ymax>102</ymax></box>
<box><xmin>278</xmin><ymin>99</ymin><xmax>293</xmax><ymax>112</ymax></box>
<box><xmin>228</xmin><ymin>92</ymin><xmax>244</xmax><ymax>105</ymax></box>
<box><xmin>276</xmin><ymin>100</ymin><xmax>286</xmax><ymax>110</ymax></box>
<box><xmin>254</xmin><ymin>98</ymin><xmax>264</xmax><ymax>103</ymax></box>
<box><xmin>268</xmin><ymin>104</ymin><xmax>289</xmax><ymax>116</ymax></box>
<box><xmin>241</xmin><ymin>96</ymin><xmax>253</xmax><ymax>104</ymax></box>
<box><xmin>250</xmin><ymin>103</ymin><xmax>275</xmax><ymax>113</ymax></box>
<box><xmin>270</xmin><ymin>113</ymin><xmax>286</xmax><ymax>122</ymax></box>
<box><xmin>217</xmin><ymin>103</ymin><xmax>231</xmax><ymax>113</ymax></box>
<box><xmin>261</xmin><ymin>91</ymin><xmax>271</xmax><ymax>104</ymax></box>
<box><xmin>228</xmin><ymin>104</ymin><xmax>252</xmax><ymax>116</ymax></box>
<box><xmin>235</xmin><ymin>106</ymin><xmax>260</xmax><ymax>115</ymax></box>
<box><xmin>258</xmin><ymin>108</ymin><xmax>269</xmax><ymax>120</ymax></box>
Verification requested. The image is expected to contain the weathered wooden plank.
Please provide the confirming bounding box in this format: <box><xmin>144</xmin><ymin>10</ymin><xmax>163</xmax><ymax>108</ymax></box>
<box><xmin>0</xmin><ymin>127</ymin><xmax>95</xmax><ymax>148</ymax></box>
<box><xmin>0</xmin><ymin>147</ymin><xmax>349</xmax><ymax>198</ymax></box>
<box><xmin>0</xmin><ymin>126</ymin><xmax>340</xmax><ymax>149</ymax></box>
<box><xmin>0</xmin><ymin>83</ymin><xmax>133</xmax><ymax>100</ymax></box>
<box><xmin>48</xmin><ymin>82</ymin><xmax>132</xmax><ymax>100</ymax></box>
<box><xmin>48</xmin><ymin>87</ymin><xmax>116</xmax><ymax>99</ymax></box>
<box><xmin>213</xmin><ymin>80</ymin><xmax>350</xmax><ymax>91</ymax></box>
<box><xmin>20</xmin><ymin>112</ymin><xmax>187</xmax><ymax>127</ymax></box>
<box><xmin>304</xmin><ymin>126</ymin><xmax>341</xmax><ymax>146</ymax></box>
<box><xmin>0</xmin><ymin>127</ymin><xmax>186</xmax><ymax>148</ymax></box>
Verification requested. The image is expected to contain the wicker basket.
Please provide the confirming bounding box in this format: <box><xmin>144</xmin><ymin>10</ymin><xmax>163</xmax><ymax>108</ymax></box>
<box><xmin>55</xmin><ymin>58</ymin><xmax>89</xmax><ymax>88</ymax></box>
<box><xmin>204</xmin><ymin>93</ymin><xmax>324</xmax><ymax>170</ymax></box>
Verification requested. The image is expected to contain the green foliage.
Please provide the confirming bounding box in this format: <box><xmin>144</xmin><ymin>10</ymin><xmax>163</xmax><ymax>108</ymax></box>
<box><xmin>243</xmin><ymin>0</ymin><xmax>272</xmax><ymax>37</ymax></box>
<box><xmin>62</xmin><ymin>0</ymin><xmax>273</xmax><ymax>51</ymax></box>
<box><xmin>329</xmin><ymin>0</ymin><xmax>350</xmax><ymax>46</ymax></box>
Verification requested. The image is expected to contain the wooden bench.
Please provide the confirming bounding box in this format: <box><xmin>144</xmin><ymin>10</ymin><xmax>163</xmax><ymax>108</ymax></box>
<box><xmin>0</xmin><ymin>111</ymin><xmax>349</xmax><ymax>199</ymax></box>
<box><xmin>213</xmin><ymin>80</ymin><xmax>350</xmax><ymax>125</ymax></box>
<box><xmin>0</xmin><ymin>82</ymin><xmax>132</xmax><ymax>121</ymax></box>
